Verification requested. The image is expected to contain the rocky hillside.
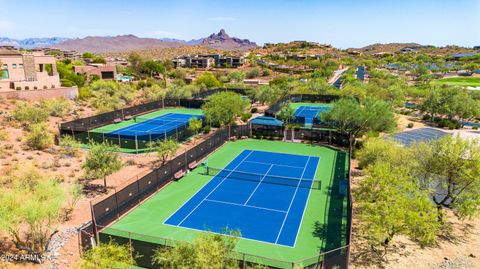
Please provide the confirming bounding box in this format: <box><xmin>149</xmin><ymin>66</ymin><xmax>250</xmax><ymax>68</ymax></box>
<box><xmin>49</xmin><ymin>29</ymin><xmax>256</xmax><ymax>53</ymax></box>
<box><xmin>52</xmin><ymin>35</ymin><xmax>183</xmax><ymax>53</ymax></box>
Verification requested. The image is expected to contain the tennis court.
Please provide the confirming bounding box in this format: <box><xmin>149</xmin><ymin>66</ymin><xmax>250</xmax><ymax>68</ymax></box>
<box><xmin>100</xmin><ymin>140</ymin><xmax>349</xmax><ymax>268</ymax></box>
<box><xmin>391</xmin><ymin>127</ymin><xmax>449</xmax><ymax>146</ymax></box>
<box><xmin>294</xmin><ymin>105</ymin><xmax>332</xmax><ymax>125</ymax></box>
<box><xmin>165</xmin><ymin>150</ymin><xmax>320</xmax><ymax>247</ymax></box>
<box><xmin>106</xmin><ymin>113</ymin><xmax>203</xmax><ymax>140</ymax></box>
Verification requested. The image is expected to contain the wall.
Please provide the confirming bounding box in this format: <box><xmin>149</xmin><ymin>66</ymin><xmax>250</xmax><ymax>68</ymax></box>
<box><xmin>0</xmin><ymin>86</ymin><xmax>78</xmax><ymax>101</ymax></box>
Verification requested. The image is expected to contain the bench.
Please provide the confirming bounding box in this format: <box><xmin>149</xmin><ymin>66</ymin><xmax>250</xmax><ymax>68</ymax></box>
<box><xmin>188</xmin><ymin>161</ymin><xmax>198</xmax><ymax>170</ymax></box>
<box><xmin>113</xmin><ymin>118</ymin><xmax>122</xmax><ymax>124</ymax></box>
<box><xmin>174</xmin><ymin>170</ymin><xmax>186</xmax><ymax>180</ymax></box>
<box><xmin>124</xmin><ymin>115</ymin><xmax>133</xmax><ymax>121</ymax></box>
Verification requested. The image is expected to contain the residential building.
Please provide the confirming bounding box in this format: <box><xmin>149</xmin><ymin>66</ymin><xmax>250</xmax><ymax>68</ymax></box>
<box><xmin>0</xmin><ymin>48</ymin><xmax>61</xmax><ymax>91</ymax></box>
<box><xmin>173</xmin><ymin>54</ymin><xmax>244</xmax><ymax>68</ymax></box>
<box><xmin>73</xmin><ymin>64</ymin><xmax>117</xmax><ymax>80</ymax></box>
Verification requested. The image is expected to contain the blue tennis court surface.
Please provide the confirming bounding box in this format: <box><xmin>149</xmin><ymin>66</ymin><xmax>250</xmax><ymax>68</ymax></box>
<box><xmin>107</xmin><ymin>113</ymin><xmax>203</xmax><ymax>140</ymax></box>
<box><xmin>295</xmin><ymin>106</ymin><xmax>331</xmax><ymax>125</ymax></box>
<box><xmin>165</xmin><ymin>150</ymin><xmax>320</xmax><ymax>247</ymax></box>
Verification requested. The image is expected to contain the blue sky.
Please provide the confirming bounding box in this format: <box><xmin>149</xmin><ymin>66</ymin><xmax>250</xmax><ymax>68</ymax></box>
<box><xmin>1</xmin><ymin>0</ymin><xmax>479</xmax><ymax>48</ymax></box>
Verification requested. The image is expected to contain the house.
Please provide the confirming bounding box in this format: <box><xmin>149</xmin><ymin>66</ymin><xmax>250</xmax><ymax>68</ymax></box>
<box><xmin>0</xmin><ymin>48</ymin><xmax>61</xmax><ymax>91</ymax></box>
<box><xmin>399</xmin><ymin>47</ymin><xmax>417</xmax><ymax>53</ymax></box>
<box><xmin>173</xmin><ymin>54</ymin><xmax>244</xmax><ymax>68</ymax></box>
<box><xmin>73</xmin><ymin>64</ymin><xmax>117</xmax><ymax>80</ymax></box>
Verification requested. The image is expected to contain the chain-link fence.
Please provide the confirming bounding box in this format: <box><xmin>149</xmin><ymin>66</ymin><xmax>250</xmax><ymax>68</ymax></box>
<box><xmin>79</xmin><ymin>125</ymin><xmax>352</xmax><ymax>268</ymax></box>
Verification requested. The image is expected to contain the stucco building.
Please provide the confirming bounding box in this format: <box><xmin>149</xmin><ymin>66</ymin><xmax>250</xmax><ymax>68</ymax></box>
<box><xmin>0</xmin><ymin>49</ymin><xmax>61</xmax><ymax>91</ymax></box>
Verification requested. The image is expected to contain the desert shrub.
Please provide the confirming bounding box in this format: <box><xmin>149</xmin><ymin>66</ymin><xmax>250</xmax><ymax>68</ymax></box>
<box><xmin>473</xmin><ymin>125</ymin><xmax>479</xmax><ymax>130</ymax></box>
<box><xmin>40</xmin><ymin>98</ymin><xmax>72</xmax><ymax>117</ymax></box>
<box><xmin>203</xmin><ymin>125</ymin><xmax>211</xmax><ymax>134</ymax></box>
<box><xmin>25</xmin><ymin>123</ymin><xmax>54</xmax><ymax>150</ymax></box>
<box><xmin>60</xmin><ymin>135</ymin><xmax>80</xmax><ymax>157</ymax></box>
<box><xmin>241</xmin><ymin>112</ymin><xmax>252</xmax><ymax>122</ymax></box>
<box><xmin>407</xmin><ymin>122</ymin><xmax>414</xmax><ymax>128</ymax></box>
<box><xmin>246</xmin><ymin>68</ymin><xmax>261</xmax><ymax>79</ymax></box>
<box><xmin>250</xmin><ymin>107</ymin><xmax>258</xmax><ymax>113</ymax></box>
<box><xmin>13</xmin><ymin>102</ymin><xmax>49</xmax><ymax>125</ymax></box>
<box><xmin>0</xmin><ymin>127</ymin><xmax>8</xmax><ymax>141</ymax></box>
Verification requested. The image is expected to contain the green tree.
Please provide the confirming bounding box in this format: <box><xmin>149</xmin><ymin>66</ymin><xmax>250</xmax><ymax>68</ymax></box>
<box><xmin>82</xmin><ymin>142</ymin><xmax>123</xmax><ymax>192</ymax></box>
<box><xmin>355</xmin><ymin>162</ymin><xmax>439</xmax><ymax>256</ymax></box>
<box><xmin>413</xmin><ymin>136</ymin><xmax>480</xmax><ymax>219</ymax></box>
<box><xmin>148</xmin><ymin>139</ymin><xmax>179</xmax><ymax>165</ymax></box>
<box><xmin>321</xmin><ymin>97</ymin><xmax>396</xmax><ymax>155</ymax></box>
<box><xmin>188</xmin><ymin>118</ymin><xmax>203</xmax><ymax>137</ymax></box>
<box><xmin>128</xmin><ymin>52</ymin><xmax>144</xmax><ymax>78</ymax></box>
<box><xmin>152</xmin><ymin>231</ymin><xmax>240</xmax><ymax>269</ymax></box>
<box><xmin>0</xmin><ymin>167</ymin><xmax>66</xmax><ymax>255</ymax></box>
<box><xmin>195</xmin><ymin>72</ymin><xmax>222</xmax><ymax>88</ymax></box>
<box><xmin>87</xmin><ymin>80</ymin><xmax>136</xmax><ymax>112</ymax></box>
<box><xmin>255</xmin><ymin>85</ymin><xmax>279</xmax><ymax>105</ymax></box>
<box><xmin>80</xmin><ymin>240</ymin><xmax>135</xmax><ymax>269</ymax></box>
<box><xmin>142</xmin><ymin>60</ymin><xmax>167</xmax><ymax>85</ymax></box>
<box><xmin>202</xmin><ymin>92</ymin><xmax>249</xmax><ymax>126</ymax></box>
<box><xmin>228</xmin><ymin>71</ymin><xmax>245</xmax><ymax>83</ymax></box>
<box><xmin>276</xmin><ymin>103</ymin><xmax>296</xmax><ymax>125</ymax></box>
<box><xmin>25</xmin><ymin>123</ymin><xmax>54</xmax><ymax>150</ymax></box>
<box><xmin>356</xmin><ymin>138</ymin><xmax>411</xmax><ymax>169</ymax></box>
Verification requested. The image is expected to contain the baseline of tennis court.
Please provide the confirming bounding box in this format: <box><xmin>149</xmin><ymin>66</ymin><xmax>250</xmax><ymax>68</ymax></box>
<box><xmin>106</xmin><ymin>113</ymin><xmax>203</xmax><ymax>140</ymax></box>
<box><xmin>164</xmin><ymin>149</ymin><xmax>320</xmax><ymax>247</ymax></box>
<box><xmin>294</xmin><ymin>106</ymin><xmax>331</xmax><ymax>125</ymax></box>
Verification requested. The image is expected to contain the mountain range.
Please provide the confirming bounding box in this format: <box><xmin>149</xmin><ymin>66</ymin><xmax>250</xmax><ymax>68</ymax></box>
<box><xmin>0</xmin><ymin>29</ymin><xmax>257</xmax><ymax>53</ymax></box>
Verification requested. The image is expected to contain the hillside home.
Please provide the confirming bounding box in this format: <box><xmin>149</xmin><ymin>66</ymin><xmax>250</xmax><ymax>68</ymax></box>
<box><xmin>0</xmin><ymin>48</ymin><xmax>61</xmax><ymax>91</ymax></box>
<box><xmin>73</xmin><ymin>64</ymin><xmax>117</xmax><ymax>80</ymax></box>
<box><xmin>173</xmin><ymin>54</ymin><xmax>244</xmax><ymax>68</ymax></box>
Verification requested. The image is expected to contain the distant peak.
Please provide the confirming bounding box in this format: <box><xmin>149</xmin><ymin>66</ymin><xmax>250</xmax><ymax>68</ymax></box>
<box><xmin>218</xmin><ymin>29</ymin><xmax>228</xmax><ymax>37</ymax></box>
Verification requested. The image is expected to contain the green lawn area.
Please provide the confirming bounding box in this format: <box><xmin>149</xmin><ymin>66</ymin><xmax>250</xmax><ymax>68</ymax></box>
<box><xmin>100</xmin><ymin>139</ymin><xmax>349</xmax><ymax>268</ymax></box>
<box><xmin>431</xmin><ymin>77</ymin><xmax>480</xmax><ymax>87</ymax></box>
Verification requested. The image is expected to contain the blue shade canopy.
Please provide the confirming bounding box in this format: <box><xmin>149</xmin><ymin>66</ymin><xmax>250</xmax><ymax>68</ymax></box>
<box><xmin>250</xmin><ymin>116</ymin><xmax>284</xmax><ymax>127</ymax></box>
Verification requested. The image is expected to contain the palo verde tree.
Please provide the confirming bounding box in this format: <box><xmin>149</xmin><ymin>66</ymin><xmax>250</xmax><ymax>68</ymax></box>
<box><xmin>202</xmin><ymin>91</ymin><xmax>249</xmax><ymax>127</ymax></box>
<box><xmin>79</xmin><ymin>240</ymin><xmax>135</xmax><ymax>269</ymax></box>
<box><xmin>355</xmin><ymin>162</ymin><xmax>440</xmax><ymax>257</ymax></box>
<box><xmin>188</xmin><ymin>118</ymin><xmax>203</xmax><ymax>137</ymax></box>
<box><xmin>321</xmin><ymin>97</ymin><xmax>396</xmax><ymax>155</ymax></box>
<box><xmin>148</xmin><ymin>139</ymin><xmax>179</xmax><ymax>165</ymax></box>
<box><xmin>0</xmin><ymin>166</ymin><xmax>66</xmax><ymax>255</ymax></box>
<box><xmin>412</xmin><ymin>135</ymin><xmax>480</xmax><ymax>220</ymax></box>
<box><xmin>276</xmin><ymin>102</ymin><xmax>296</xmax><ymax>125</ymax></box>
<box><xmin>82</xmin><ymin>142</ymin><xmax>123</xmax><ymax>192</ymax></box>
<box><xmin>152</xmin><ymin>231</ymin><xmax>240</xmax><ymax>269</ymax></box>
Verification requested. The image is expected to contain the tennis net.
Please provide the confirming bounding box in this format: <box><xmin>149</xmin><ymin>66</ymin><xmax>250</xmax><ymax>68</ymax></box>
<box><xmin>203</xmin><ymin>166</ymin><xmax>321</xmax><ymax>190</ymax></box>
<box><xmin>134</xmin><ymin>116</ymin><xmax>189</xmax><ymax>126</ymax></box>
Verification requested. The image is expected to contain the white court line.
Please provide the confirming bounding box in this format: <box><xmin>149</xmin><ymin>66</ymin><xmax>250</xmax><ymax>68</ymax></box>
<box><xmin>176</xmin><ymin>150</ymin><xmax>254</xmax><ymax>226</ymax></box>
<box><xmin>243</xmin><ymin>164</ymin><xmax>274</xmax><ymax>205</ymax></box>
<box><xmin>243</xmin><ymin>160</ymin><xmax>305</xmax><ymax>169</ymax></box>
<box><xmin>204</xmin><ymin>198</ymin><xmax>287</xmax><ymax>214</ymax></box>
<box><xmin>274</xmin><ymin>156</ymin><xmax>310</xmax><ymax>244</ymax></box>
<box><xmin>291</xmin><ymin>156</ymin><xmax>320</xmax><ymax>248</ymax></box>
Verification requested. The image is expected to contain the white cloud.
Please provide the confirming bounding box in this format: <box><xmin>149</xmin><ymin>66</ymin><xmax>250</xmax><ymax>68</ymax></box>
<box><xmin>141</xmin><ymin>30</ymin><xmax>182</xmax><ymax>39</ymax></box>
<box><xmin>207</xmin><ymin>17</ymin><xmax>236</xmax><ymax>21</ymax></box>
